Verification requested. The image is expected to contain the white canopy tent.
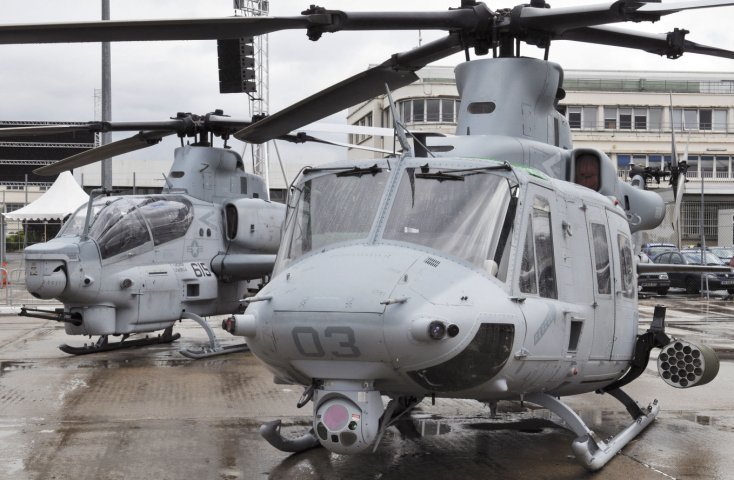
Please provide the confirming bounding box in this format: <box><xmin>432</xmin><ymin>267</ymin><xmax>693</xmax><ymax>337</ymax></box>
<box><xmin>3</xmin><ymin>171</ymin><xmax>88</xmax><ymax>221</ymax></box>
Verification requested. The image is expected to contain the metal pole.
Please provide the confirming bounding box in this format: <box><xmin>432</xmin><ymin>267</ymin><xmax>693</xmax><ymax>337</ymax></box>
<box><xmin>701</xmin><ymin>171</ymin><xmax>708</xmax><ymax>298</ymax></box>
<box><xmin>23</xmin><ymin>174</ymin><xmax>28</xmax><ymax>250</ymax></box>
<box><xmin>101</xmin><ymin>0</ymin><xmax>112</xmax><ymax>189</ymax></box>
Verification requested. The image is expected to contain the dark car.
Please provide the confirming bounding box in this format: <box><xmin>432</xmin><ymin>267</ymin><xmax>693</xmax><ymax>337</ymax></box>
<box><xmin>653</xmin><ymin>250</ymin><xmax>734</xmax><ymax>294</ymax></box>
<box><xmin>637</xmin><ymin>252</ymin><xmax>670</xmax><ymax>295</ymax></box>
<box><xmin>641</xmin><ymin>242</ymin><xmax>678</xmax><ymax>259</ymax></box>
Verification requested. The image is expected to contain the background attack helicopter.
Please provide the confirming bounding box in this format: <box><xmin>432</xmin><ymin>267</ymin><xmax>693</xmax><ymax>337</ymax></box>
<box><xmin>0</xmin><ymin>0</ymin><xmax>733</xmax><ymax>472</ymax></box>
<box><xmin>0</xmin><ymin>112</ymin><xmax>285</xmax><ymax>358</ymax></box>
<box><xmin>0</xmin><ymin>112</ymin><xmax>391</xmax><ymax>358</ymax></box>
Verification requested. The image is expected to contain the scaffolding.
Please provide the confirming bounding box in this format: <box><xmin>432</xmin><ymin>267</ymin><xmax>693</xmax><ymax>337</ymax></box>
<box><xmin>234</xmin><ymin>0</ymin><xmax>270</xmax><ymax>191</ymax></box>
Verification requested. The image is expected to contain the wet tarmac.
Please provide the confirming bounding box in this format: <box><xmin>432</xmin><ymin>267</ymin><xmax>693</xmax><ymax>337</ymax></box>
<box><xmin>1</xmin><ymin>293</ymin><xmax>733</xmax><ymax>479</ymax></box>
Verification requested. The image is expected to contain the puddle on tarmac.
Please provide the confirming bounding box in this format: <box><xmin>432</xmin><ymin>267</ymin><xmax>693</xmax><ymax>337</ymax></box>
<box><xmin>0</xmin><ymin>361</ymin><xmax>33</xmax><ymax>377</ymax></box>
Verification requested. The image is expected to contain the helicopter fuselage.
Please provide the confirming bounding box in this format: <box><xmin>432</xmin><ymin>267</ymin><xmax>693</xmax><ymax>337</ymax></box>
<box><xmin>23</xmin><ymin>146</ymin><xmax>284</xmax><ymax>344</ymax></box>
<box><xmin>233</xmin><ymin>155</ymin><xmax>639</xmax><ymax>453</ymax></box>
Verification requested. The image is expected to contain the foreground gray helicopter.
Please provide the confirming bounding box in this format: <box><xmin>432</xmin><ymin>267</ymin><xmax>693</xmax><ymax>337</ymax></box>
<box><xmin>0</xmin><ymin>0</ymin><xmax>732</xmax><ymax>471</ymax></box>
<box><xmin>0</xmin><ymin>113</ymin><xmax>285</xmax><ymax>358</ymax></box>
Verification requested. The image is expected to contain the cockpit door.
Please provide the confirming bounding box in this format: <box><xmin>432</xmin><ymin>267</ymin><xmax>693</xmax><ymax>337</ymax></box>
<box><xmin>585</xmin><ymin>204</ymin><xmax>615</xmax><ymax>360</ymax></box>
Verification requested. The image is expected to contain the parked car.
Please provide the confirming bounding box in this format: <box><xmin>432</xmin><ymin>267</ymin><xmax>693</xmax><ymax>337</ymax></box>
<box><xmin>641</xmin><ymin>242</ymin><xmax>678</xmax><ymax>259</ymax></box>
<box><xmin>708</xmin><ymin>246</ymin><xmax>734</xmax><ymax>266</ymax></box>
<box><xmin>637</xmin><ymin>252</ymin><xmax>670</xmax><ymax>295</ymax></box>
<box><xmin>653</xmin><ymin>250</ymin><xmax>734</xmax><ymax>294</ymax></box>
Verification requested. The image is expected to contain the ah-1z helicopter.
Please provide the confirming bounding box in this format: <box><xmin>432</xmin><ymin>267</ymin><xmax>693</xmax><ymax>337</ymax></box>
<box><xmin>0</xmin><ymin>0</ymin><xmax>731</xmax><ymax>471</ymax></box>
<box><xmin>0</xmin><ymin>112</ymin><xmax>285</xmax><ymax>358</ymax></box>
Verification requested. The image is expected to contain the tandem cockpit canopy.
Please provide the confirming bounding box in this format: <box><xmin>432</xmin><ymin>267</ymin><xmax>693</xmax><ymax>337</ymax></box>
<box><xmin>58</xmin><ymin>195</ymin><xmax>194</xmax><ymax>259</ymax></box>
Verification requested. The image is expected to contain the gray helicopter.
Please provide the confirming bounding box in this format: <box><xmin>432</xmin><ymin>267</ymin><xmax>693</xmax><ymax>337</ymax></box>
<box><xmin>0</xmin><ymin>112</ymin><xmax>285</xmax><ymax>358</ymax></box>
<box><xmin>0</xmin><ymin>0</ymin><xmax>732</xmax><ymax>471</ymax></box>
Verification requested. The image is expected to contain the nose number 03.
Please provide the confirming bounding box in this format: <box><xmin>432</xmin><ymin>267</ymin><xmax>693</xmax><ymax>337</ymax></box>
<box><xmin>291</xmin><ymin>326</ymin><xmax>361</xmax><ymax>358</ymax></box>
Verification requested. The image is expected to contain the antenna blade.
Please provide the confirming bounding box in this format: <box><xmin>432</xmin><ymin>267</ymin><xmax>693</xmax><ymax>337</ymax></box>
<box><xmin>235</xmin><ymin>34</ymin><xmax>462</xmax><ymax>143</ymax></box>
<box><xmin>558</xmin><ymin>25</ymin><xmax>734</xmax><ymax>59</ymax></box>
<box><xmin>673</xmin><ymin>174</ymin><xmax>686</xmax><ymax>248</ymax></box>
<box><xmin>0</xmin><ymin>17</ymin><xmax>312</xmax><ymax>44</ymax></box>
<box><xmin>33</xmin><ymin>130</ymin><xmax>175</xmax><ymax>176</ymax></box>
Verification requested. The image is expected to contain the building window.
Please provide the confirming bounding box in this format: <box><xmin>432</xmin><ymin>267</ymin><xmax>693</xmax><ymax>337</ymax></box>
<box><xmin>568</xmin><ymin>107</ymin><xmax>581</xmax><ymax>129</ymax></box>
<box><xmin>350</xmin><ymin>112</ymin><xmax>373</xmax><ymax>144</ymax></box>
<box><xmin>441</xmin><ymin>98</ymin><xmax>455</xmax><ymax>122</ymax></box>
<box><xmin>649</xmin><ymin>107</ymin><xmax>663</xmax><ymax>131</ymax></box>
<box><xmin>565</xmin><ymin>106</ymin><xmax>597</xmax><ymax>129</ymax></box>
<box><xmin>619</xmin><ymin>107</ymin><xmax>632</xmax><ymax>129</ymax></box>
<box><xmin>396</xmin><ymin>97</ymin><xmax>460</xmax><ymax>125</ymax></box>
<box><xmin>604</xmin><ymin>107</ymin><xmax>650</xmax><ymax>131</ymax></box>
<box><xmin>671</xmin><ymin>108</ymin><xmax>726</xmax><ymax>132</ymax></box>
<box><xmin>604</xmin><ymin>107</ymin><xmax>617</xmax><ymax>129</ymax></box>
<box><xmin>4</xmin><ymin>203</ymin><xmax>24</xmax><ymax>213</ymax></box>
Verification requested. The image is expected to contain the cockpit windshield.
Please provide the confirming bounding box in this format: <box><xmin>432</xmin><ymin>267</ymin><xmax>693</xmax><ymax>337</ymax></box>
<box><xmin>57</xmin><ymin>195</ymin><xmax>193</xmax><ymax>259</ymax></box>
<box><xmin>383</xmin><ymin>165</ymin><xmax>517</xmax><ymax>271</ymax></box>
<box><xmin>274</xmin><ymin>165</ymin><xmax>389</xmax><ymax>272</ymax></box>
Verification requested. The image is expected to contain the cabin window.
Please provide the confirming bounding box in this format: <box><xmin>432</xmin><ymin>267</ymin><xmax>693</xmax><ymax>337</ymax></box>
<box><xmin>519</xmin><ymin>196</ymin><xmax>557</xmax><ymax>298</ymax></box>
<box><xmin>618</xmin><ymin>233</ymin><xmax>635</xmax><ymax>298</ymax></box>
<box><xmin>591</xmin><ymin>223</ymin><xmax>611</xmax><ymax>294</ymax></box>
<box><xmin>574</xmin><ymin>153</ymin><xmax>600</xmax><ymax>191</ymax></box>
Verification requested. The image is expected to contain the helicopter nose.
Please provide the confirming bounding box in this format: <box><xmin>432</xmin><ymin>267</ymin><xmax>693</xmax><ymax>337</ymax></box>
<box><xmin>25</xmin><ymin>260</ymin><xmax>67</xmax><ymax>299</ymax></box>
<box><xmin>237</xmin><ymin>244</ymin><xmax>522</xmax><ymax>391</ymax></box>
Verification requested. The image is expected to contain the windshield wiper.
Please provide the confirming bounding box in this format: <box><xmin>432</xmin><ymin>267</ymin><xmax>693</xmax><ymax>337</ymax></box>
<box><xmin>415</xmin><ymin>171</ymin><xmax>464</xmax><ymax>181</ymax></box>
<box><xmin>415</xmin><ymin>163</ymin><xmax>512</xmax><ymax>181</ymax></box>
<box><xmin>336</xmin><ymin>164</ymin><xmax>383</xmax><ymax>177</ymax></box>
<box><xmin>302</xmin><ymin>164</ymin><xmax>383</xmax><ymax>177</ymax></box>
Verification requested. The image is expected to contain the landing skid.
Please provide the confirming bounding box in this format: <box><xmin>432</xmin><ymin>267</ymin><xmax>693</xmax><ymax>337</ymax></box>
<box><xmin>260</xmin><ymin>419</ymin><xmax>320</xmax><ymax>453</ymax></box>
<box><xmin>526</xmin><ymin>390</ymin><xmax>659</xmax><ymax>471</ymax></box>
<box><xmin>59</xmin><ymin>326</ymin><xmax>181</xmax><ymax>355</ymax></box>
<box><xmin>178</xmin><ymin>312</ymin><xmax>249</xmax><ymax>359</ymax></box>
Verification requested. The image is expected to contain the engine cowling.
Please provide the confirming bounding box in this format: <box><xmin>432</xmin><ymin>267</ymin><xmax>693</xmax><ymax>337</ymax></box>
<box><xmin>223</xmin><ymin>198</ymin><xmax>285</xmax><ymax>253</ymax></box>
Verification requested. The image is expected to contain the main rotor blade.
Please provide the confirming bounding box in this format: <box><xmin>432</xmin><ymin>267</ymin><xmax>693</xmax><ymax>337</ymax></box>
<box><xmin>557</xmin><ymin>25</ymin><xmax>734</xmax><ymax>59</ymax></box>
<box><xmin>0</xmin><ymin>17</ymin><xmax>312</xmax><ymax>44</ymax></box>
<box><xmin>235</xmin><ymin>34</ymin><xmax>463</xmax><ymax>144</ymax></box>
<box><xmin>517</xmin><ymin>0</ymin><xmax>734</xmax><ymax>34</ymax></box>
<box><xmin>0</xmin><ymin>120</ymin><xmax>186</xmax><ymax>138</ymax></box>
<box><xmin>34</xmin><ymin>130</ymin><xmax>175</xmax><ymax>176</ymax></box>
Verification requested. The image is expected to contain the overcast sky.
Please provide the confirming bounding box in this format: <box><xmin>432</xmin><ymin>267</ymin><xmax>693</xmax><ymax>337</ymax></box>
<box><xmin>1</xmin><ymin>0</ymin><xmax>732</xmax><ymax>187</ymax></box>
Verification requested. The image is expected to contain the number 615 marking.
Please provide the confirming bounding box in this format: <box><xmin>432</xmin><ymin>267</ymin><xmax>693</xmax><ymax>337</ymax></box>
<box><xmin>291</xmin><ymin>326</ymin><xmax>361</xmax><ymax>358</ymax></box>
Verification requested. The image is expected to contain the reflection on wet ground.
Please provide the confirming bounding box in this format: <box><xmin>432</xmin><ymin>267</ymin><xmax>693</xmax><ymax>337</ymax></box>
<box><xmin>0</xmin><ymin>295</ymin><xmax>733</xmax><ymax>479</ymax></box>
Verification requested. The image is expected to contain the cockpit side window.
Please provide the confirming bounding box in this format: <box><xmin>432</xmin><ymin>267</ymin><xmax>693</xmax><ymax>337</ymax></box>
<box><xmin>618</xmin><ymin>233</ymin><xmax>635</xmax><ymax>298</ymax></box>
<box><xmin>591</xmin><ymin>223</ymin><xmax>611</xmax><ymax>294</ymax></box>
<box><xmin>138</xmin><ymin>197</ymin><xmax>194</xmax><ymax>246</ymax></box>
<box><xmin>519</xmin><ymin>214</ymin><xmax>538</xmax><ymax>295</ymax></box>
<box><xmin>86</xmin><ymin>197</ymin><xmax>152</xmax><ymax>259</ymax></box>
<box><xmin>519</xmin><ymin>196</ymin><xmax>558</xmax><ymax>299</ymax></box>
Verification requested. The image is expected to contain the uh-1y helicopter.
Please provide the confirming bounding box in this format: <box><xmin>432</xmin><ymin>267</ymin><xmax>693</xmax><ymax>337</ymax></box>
<box><xmin>0</xmin><ymin>0</ymin><xmax>732</xmax><ymax>471</ymax></box>
<box><xmin>0</xmin><ymin>112</ymin><xmax>288</xmax><ymax>358</ymax></box>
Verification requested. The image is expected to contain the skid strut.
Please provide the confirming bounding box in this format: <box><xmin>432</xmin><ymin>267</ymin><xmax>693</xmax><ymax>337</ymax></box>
<box><xmin>526</xmin><ymin>391</ymin><xmax>659</xmax><ymax>471</ymax></box>
<box><xmin>59</xmin><ymin>326</ymin><xmax>181</xmax><ymax>355</ymax></box>
<box><xmin>178</xmin><ymin>311</ymin><xmax>249</xmax><ymax>359</ymax></box>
